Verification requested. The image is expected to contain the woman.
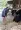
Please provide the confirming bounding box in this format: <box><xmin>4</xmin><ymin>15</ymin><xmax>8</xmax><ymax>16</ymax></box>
<box><xmin>2</xmin><ymin>7</ymin><xmax>9</xmax><ymax>25</ymax></box>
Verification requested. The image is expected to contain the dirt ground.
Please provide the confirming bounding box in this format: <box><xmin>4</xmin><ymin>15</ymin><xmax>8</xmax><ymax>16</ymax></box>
<box><xmin>0</xmin><ymin>21</ymin><xmax>21</xmax><ymax>30</ymax></box>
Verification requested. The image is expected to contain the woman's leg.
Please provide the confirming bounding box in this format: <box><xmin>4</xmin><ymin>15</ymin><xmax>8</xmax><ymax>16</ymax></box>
<box><xmin>3</xmin><ymin>16</ymin><xmax>7</xmax><ymax>25</ymax></box>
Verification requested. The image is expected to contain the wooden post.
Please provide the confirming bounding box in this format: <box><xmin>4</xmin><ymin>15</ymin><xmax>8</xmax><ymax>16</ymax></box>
<box><xmin>19</xmin><ymin>0</ymin><xmax>20</xmax><ymax>8</ymax></box>
<box><xmin>13</xmin><ymin>0</ymin><xmax>16</xmax><ymax>8</ymax></box>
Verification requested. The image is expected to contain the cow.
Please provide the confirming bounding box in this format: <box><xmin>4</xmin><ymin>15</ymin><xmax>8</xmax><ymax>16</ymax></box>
<box><xmin>13</xmin><ymin>9</ymin><xmax>21</xmax><ymax>22</ymax></box>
